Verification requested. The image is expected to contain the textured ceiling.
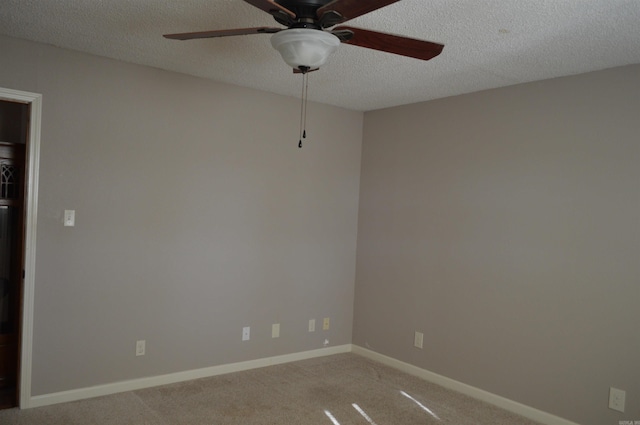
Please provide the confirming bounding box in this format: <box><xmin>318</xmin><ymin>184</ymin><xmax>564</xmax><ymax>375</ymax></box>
<box><xmin>1</xmin><ymin>0</ymin><xmax>639</xmax><ymax>111</ymax></box>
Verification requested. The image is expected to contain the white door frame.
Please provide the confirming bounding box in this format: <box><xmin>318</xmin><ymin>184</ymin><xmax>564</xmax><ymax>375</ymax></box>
<box><xmin>0</xmin><ymin>87</ymin><xmax>41</xmax><ymax>409</ymax></box>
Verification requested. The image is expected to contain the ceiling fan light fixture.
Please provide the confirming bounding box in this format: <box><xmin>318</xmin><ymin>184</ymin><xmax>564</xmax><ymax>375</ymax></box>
<box><xmin>271</xmin><ymin>28</ymin><xmax>340</xmax><ymax>69</ymax></box>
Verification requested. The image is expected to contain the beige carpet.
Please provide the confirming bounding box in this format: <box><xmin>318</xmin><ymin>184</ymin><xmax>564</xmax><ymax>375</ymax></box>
<box><xmin>0</xmin><ymin>353</ymin><xmax>542</xmax><ymax>424</ymax></box>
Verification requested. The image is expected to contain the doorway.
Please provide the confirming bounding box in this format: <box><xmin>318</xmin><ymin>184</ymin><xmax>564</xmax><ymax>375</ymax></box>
<box><xmin>0</xmin><ymin>100</ymin><xmax>28</xmax><ymax>408</ymax></box>
<box><xmin>0</xmin><ymin>87</ymin><xmax>40</xmax><ymax>410</ymax></box>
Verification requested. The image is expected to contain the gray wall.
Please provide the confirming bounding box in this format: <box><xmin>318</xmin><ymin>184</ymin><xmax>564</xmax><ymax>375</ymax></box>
<box><xmin>354</xmin><ymin>65</ymin><xmax>640</xmax><ymax>425</ymax></box>
<box><xmin>0</xmin><ymin>35</ymin><xmax>363</xmax><ymax>396</ymax></box>
<box><xmin>2</xmin><ymin>32</ymin><xmax>639</xmax><ymax>424</ymax></box>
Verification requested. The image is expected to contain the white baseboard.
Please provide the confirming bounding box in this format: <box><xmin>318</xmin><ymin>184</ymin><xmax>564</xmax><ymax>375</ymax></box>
<box><xmin>26</xmin><ymin>344</ymin><xmax>352</xmax><ymax>409</ymax></box>
<box><xmin>351</xmin><ymin>345</ymin><xmax>581</xmax><ymax>425</ymax></box>
<box><xmin>26</xmin><ymin>343</ymin><xmax>581</xmax><ymax>425</ymax></box>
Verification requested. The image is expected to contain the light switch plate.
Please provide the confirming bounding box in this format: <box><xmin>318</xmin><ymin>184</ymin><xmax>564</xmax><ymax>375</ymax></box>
<box><xmin>64</xmin><ymin>210</ymin><xmax>75</xmax><ymax>227</ymax></box>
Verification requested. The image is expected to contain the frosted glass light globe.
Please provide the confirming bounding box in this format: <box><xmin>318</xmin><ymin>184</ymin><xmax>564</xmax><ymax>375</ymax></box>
<box><xmin>271</xmin><ymin>29</ymin><xmax>340</xmax><ymax>69</ymax></box>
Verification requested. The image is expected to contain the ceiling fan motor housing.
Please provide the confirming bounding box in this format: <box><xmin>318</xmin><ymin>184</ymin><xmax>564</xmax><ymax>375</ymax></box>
<box><xmin>277</xmin><ymin>0</ymin><xmax>333</xmax><ymax>18</ymax></box>
<box><xmin>270</xmin><ymin>28</ymin><xmax>340</xmax><ymax>69</ymax></box>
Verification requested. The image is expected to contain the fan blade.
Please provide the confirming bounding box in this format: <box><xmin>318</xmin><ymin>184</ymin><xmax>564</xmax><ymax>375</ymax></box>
<box><xmin>242</xmin><ymin>0</ymin><xmax>296</xmax><ymax>18</ymax></box>
<box><xmin>317</xmin><ymin>0</ymin><xmax>400</xmax><ymax>25</ymax></box>
<box><xmin>334</xmin><ymin>26</ymin><xmax>444</xmax><ymax>61</ymax></box>
<box><xmin>164</xmin><ymin>27</ymin><xmax>282</xmax><ymax>40</ymax></box>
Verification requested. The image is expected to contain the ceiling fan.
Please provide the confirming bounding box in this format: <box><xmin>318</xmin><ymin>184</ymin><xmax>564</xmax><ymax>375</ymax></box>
<box><xmin>163</xmin><ymin>0</ymin><xmax>445</xmax><ymax>73</ymax></box>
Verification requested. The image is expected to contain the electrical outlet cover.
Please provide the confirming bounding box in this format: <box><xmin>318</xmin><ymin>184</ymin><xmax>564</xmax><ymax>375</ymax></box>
<box><xmin>414</xmin><ymin>331</ymin><xmax>424</xmax><ymax>349</ymax></box>
<box><xmin>242</xmin><ymin>326</ymin><xmax>250</xmax><ymax>341</ymax></box>
<box><xmin>609</xmin><ymin>387</ymin><xmax>626</xmax><ymax>412</ymax></box>
<box><xmin>136</xmin><ymin>340</ymin><xmax>146</xmax><ymax>356</ymax></box>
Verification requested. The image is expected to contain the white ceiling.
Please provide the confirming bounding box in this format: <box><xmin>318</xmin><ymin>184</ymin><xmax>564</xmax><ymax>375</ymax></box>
<box><xmin>1</xmin><ymin>0</ymin><xmax>639</xmax><ymax>111</ymax></box>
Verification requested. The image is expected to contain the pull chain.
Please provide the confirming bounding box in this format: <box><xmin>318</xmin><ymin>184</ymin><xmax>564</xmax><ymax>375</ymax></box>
<box><xmin>303</xmin><ymin>70</ymin><xmax>309</xmax><ymax>139</ymax></box>
<box><xmin>298</xmin><ymin>69</ymin><xmax>309</xmax><ymax>148</ymax></box>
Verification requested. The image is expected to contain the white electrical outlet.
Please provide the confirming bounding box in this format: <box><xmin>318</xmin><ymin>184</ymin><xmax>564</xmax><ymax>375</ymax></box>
<box><xmin>136</xmin><ymin>340</ymin><xmax>146</xmax><ymax>356</ymax></box>
<box><xmin>609</xmin><ymin>387</ymin><xmax>626</xmax><ymax>412</ymax></box>
<box><xmin>272</xmin><ymin>323</ymin><xmax>280</xmax><ymax>338</ymax></box>
<box><xmin>323</xmin><ymin>317</ymin><xmax>330</xmax><ymax>330</ymax></box>
<box><xmin>414</xmin><ymin>331</ymin><xmax>424</xmax><ymax>349</ymax></box>
<box><xmin>242</xmin><ymin>326</ymin><xmax>250</xmax><ymax>341</ymax></box>
<box><xmin>309</xmin><ymin>319</ymin><xmax>316</xmax><ymax>332</ymax></box>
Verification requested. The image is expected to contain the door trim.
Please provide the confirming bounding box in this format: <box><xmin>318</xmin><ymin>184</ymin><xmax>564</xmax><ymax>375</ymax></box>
<box><xmin>0</xmin><ymin>87</ymin><xmax>41</xmax><ymax>409</ymax></box>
